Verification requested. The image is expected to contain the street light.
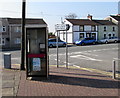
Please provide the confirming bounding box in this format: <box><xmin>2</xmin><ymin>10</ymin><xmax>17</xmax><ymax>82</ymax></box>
<box><xmin>20</xmin><ymin>0</ymin><xmax>26</xmax><ymax>70</ymax></box>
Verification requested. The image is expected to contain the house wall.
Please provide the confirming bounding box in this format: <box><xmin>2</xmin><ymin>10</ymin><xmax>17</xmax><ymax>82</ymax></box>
<box><xmin>0</xmin><ymin>18</ymin><xmax>10</xmax><ymax>49</ymax></box>
<box><xmin>58</xmin><ymin>19</ymin><xmax>73</xmax><ymax>43</ymax></box>
<box><xmin>9</xmin><ymin>25</ymin><xmax>21</xmax><ymax>49</ymax></box>
<box><xmin>118</xmin><ymin>22</ymin><xmax>120</xmax><ymax>38</ymax></box>
<box><xmin>105</xmin><ymin>16</ymin><xmax>119</xmax><ymax>39</ymax></box>
<box><xmin>59</xmin><ymin>31</ymin><xmax>73</xmax><ymax>43</ymax></box>
<box><xmin>64</xmin><ymin>19</ymin><xmax>73</xmax><ymax>33</ymax></box>
<box><xmin>98</xmin><ymin>25</ymin><xmax>118</xmax><ymax>40</ymax></box>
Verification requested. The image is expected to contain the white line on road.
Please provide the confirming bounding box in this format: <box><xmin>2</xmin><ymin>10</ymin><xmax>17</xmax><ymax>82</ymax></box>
<box><xmin>70</xmin><ymin>54</ymin><xmax>102</xmax><ymax>61</ymax></box>
<box><xmin>55</xmin><ymin>59</ymin><xmax>60</xmax><ymax>62</ymax></box>
<box><xmin>73</xmin><ymin>65</ymin><xmax>93</xmax><ymax>72</ymax></box>
<box><xmin>73</xmin><ymin>65</ymin><xmax>80</xmax><ymax>68</ymax></box>
<box><xmin>49</xmin><ymin>48</ymin><xmax>118</xmax><ymax>57</ymax></box>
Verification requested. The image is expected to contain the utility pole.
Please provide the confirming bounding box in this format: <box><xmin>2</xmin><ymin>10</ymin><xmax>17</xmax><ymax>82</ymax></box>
<box><xmin>21</xmin><ymin>0</ymin><xmax>26</xmax><ymax>70</ymax></box>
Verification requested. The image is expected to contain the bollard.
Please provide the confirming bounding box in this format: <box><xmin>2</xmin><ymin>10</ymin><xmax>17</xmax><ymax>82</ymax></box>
<box><xmin>4</xmin><ymin>53</ymin><xmax>11</xmax><ymax>69</ymax></box>
<box><xmin>112</xmin><ymin>60</ymin><xmax>116</xmax><ymax>79</ymax></box>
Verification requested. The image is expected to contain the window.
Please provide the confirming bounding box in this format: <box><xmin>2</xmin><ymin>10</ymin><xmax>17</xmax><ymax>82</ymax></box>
<box><xmin>113</xmin><ymin>27</ymin><xmax>115</xmax><ymax>31</ymax></box>
<box><xmin>104</xmin><ymin>34</ymin><xmax>107</xmax><ymax>39</ymax></box>
<box><xmin>2</xmin><ymin>26</ymin><xmax>6</xmax><ymax>32</ymax></box>
<box><xmin>15</xmin><ymin>26</ymin><xmax>21</xmax><ymax>32</ymax></box>
<box><xmin>80</xmin><ymin>25</ymin><xmax>84</xmax><ymax>31</ymax></box>
<box><xmin>14</xmin><ymin>38</ymin><xmax>21</xmax><ymax>44</ymax></box>
<box><xmin>79</xmin><ymin>33</ymin><xmax>84</xmax><ymax>40</ymax></box>
<box><xmin>63</xmin><ymin>32</ymin><xmax>65</xmax><ymax>40</ymax></box>
<box><xmin>92</xmin><ymin>33</ymin><xmax>96</xmax><ymax>39</ymax></box>
<box><xmin>104</xmin><ymin>27</ymin><xmax>107</xmax><ymax>31</ymax></box>
<box><xmin>0</xmin><ymin>38</ymin><xmax>1</xmax><ymax>45</ymax></box>
<box><xmin>91</xmin><ymin>25</ymin><xmax>96</xmax><ymax>31</ymax></box>
<box><xmin>108</xmin><ymin>34</ymin><xmax>111</xmax><ymax>39</ymax></box>
<box><xmin>0</xmin><ymin>38</ymin><xmax>5</xmax><ymax>45</ymax></box>
<box><xmin>113</xmin><ymin>34</ymin><xmax>115</xmax><ymax>38</ymax></box>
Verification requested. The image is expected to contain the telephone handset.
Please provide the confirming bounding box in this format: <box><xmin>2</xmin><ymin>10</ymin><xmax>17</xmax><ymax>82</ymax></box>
<box><xmin>39</xmin><ymin>43</ymin><xmax>45</xmax><ymax>53</ymax></box>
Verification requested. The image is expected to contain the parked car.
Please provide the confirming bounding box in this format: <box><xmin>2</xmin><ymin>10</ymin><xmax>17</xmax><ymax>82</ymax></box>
<box><xmin>75</xmin><ymin>37</ymin><xmax>97</xmax><ymax>46</ymax></box>
<box><xmin>98</xmin><ymin>37</ymin><xmax>120</xmax><ymax>44</ymax></box>
<box><xmin>48</xmin><ymin>38</ymin><xmax>66</xmax><ymax>47</ymax></box>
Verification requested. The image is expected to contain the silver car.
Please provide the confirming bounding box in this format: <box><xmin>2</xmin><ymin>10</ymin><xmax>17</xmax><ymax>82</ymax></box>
<box><xmin>48</xmin><ymin>38</ymin><xmax>66</xmax><ymax>48</ymax></box>
<box><xmin>99</xmin><ymin>37</ymin><xmax>119</xmax><ymax>44</ymax></box>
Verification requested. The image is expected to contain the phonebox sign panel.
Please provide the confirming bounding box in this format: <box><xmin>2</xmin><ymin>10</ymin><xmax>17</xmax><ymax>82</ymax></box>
<box><xmin>55</xmin><ymin>24</ymin><xmax>66</xmax><ymax>31</ymax></box>
<box><xmin>33</xmin><ymin>58</ymin><xmax>41</xmax><ymax>71</ymax></box>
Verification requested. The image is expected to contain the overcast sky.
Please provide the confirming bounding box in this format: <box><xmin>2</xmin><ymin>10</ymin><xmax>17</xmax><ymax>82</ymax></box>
<box><xmin>0</xmin><ymin>0</ymin><xmax>119</xmax><ymax>32</ymax></box>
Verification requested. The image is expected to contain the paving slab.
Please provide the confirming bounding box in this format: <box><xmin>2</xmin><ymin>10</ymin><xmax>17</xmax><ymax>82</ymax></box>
<box><xmin>17</xmin><ymin>66</ymin><xmax>119</xmax><ymax>96</ymax></box>
<box><xmin>2</xmin><ymin>68</ymin><xmax>21</xmax><ymax>97</ymax></box>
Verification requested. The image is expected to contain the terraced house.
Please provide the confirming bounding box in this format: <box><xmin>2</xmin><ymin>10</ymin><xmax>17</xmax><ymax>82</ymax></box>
<box><xmin>59</xmin><ymin>15</ymin><xmax>118</xmax><ymax>44</ymax></box>
<box><xmin>105</xmin><ymin>14</ymin><xmax>120</xmax><ymax>38</ymax></box>
<box><xmin>0</xmin><ymin>18</ymin><xmax>47</xmax><ymax>49</ymax></box>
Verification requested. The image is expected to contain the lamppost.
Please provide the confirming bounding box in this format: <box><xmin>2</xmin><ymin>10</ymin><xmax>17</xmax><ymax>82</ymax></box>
<box><xmin>20</xmin><ymin>0</ymin><xmax>26</xmax><ymax>70</ymax></box>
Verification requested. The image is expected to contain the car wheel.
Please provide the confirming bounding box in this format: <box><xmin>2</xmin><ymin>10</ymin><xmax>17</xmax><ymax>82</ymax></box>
<box><xmin>105</xmin><ymin>41</ymin><xmax>108</xmax><ymax>44</ymax></box>
<box><xmin>114</xmin><ymin>40</ymin><xmax>117</xmax><ymax>43</ymax></box>
<box><xmin>63</xmin><ymin>43</ymin><xmax>66</xmax><ymax>47</ymax></box>
<box><xmin>81</xmin><ymin>43</ymin><xmax>84</xmax><ymax>46</ymax></box>
<box><xmin>93</xmin><ymin>42</ymin><xmax>96</xmax><ymax>45</ymax></box>
<box><xmin>49</xmin><ymin>44</ymin><xmax>53</xmax><ymax>48</ymax></box>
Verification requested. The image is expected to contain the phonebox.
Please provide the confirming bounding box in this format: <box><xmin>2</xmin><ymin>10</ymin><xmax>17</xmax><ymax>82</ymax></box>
<box><xmin>26</xmin><ymin>27</ymin><xmax>48</xmax><ymax>78</ymax></box>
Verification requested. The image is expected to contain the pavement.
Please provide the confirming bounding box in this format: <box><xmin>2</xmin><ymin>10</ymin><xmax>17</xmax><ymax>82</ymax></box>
<box><xmin>1</xmin><ymin>64</ymin><xmax>120</xmax><ymax>97</ymax></box>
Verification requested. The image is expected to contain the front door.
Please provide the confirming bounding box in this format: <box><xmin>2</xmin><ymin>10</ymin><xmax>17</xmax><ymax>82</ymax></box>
<box><xmin>86</xmin><ymin>33</ymin><xmax>91</xmax><ymax>38</ymax></box>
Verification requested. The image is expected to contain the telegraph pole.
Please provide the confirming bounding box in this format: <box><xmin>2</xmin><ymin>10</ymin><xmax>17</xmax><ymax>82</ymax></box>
<box><xmin>21</xmin><ymin>0</ymin><xmax>26</xmax><ymax>70</ymax></box>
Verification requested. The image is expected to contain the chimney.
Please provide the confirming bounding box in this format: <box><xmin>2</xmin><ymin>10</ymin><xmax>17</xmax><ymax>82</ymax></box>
<box><xmin>87</xmin><ymin>14</ymin><xmax>92</xmax><ymax>20</ymax></box>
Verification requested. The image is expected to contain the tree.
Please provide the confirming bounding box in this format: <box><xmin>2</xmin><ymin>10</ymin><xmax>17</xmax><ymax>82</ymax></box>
<box><xmin>65</xmin><ymin>13</ymin><xmax>77</xmax><ymax>19</ymax></box>
<box><xmin>48</xmin><ymin>32</ymin><xmax>54</xmax><ymax>36</ymax></box>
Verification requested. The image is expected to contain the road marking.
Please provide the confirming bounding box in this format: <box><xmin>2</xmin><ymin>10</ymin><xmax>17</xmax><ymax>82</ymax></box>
<box><xmin>64</xmin><ymin>62</ymin><xmax>70</xmax><ymax>65</ymax></box>
<box><xmin>49</xmin><ymin>48</ymin><xmax>118</xmax><ymax>57</ymax></box>
<box><xmin>11</xmin><ymin>64</ymin><xmax>20</xmax><ymax>66</ymax></box>
<box><xmin>55</xmin><ymin>59</ymin><xmax>60</xmax><ymax>62</ymax></box>
<box><xmin>73</xmin><ymin>65</ymin><xmax>93</xmax><ymax>72</ymax></box>
<box><xmin>70</xmin><ymin>54</ymin><xmax>102</xmax><ymax>61</ymax></box>
<box><xmin>11</xmin><ymin>58</ymin><xmax>20</xmax><ymax>60</ymax></box>
<box><xmin>81</xmin><ymin>52</ymin><xmax>98</xmax><ymax>56</ymax></box>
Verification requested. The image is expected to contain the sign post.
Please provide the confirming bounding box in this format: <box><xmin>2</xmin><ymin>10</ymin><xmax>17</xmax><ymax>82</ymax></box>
<box><xmin>56</xmin><ymin>31</ymin><xmax>59</xmax><ymax>68</ymax></box>
<box><xmin>55</xmin><ymin>24</ymin><xmax>70</xmax><ymax>69</ymax></box>
<box><xmin>66</xmin><ymin>30</ymin><xmax>68</xmax><ymax>69</ymax></box>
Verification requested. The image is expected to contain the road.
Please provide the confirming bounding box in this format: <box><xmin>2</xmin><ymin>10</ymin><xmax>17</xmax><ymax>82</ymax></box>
<box><xmin>49</xmin><ymin>43</ymin><xmax>119</xmax><ymax>72</ymax></box>
<box><xmin>1</xmin><ymin>43</ymin><xmax>119</xmax><ymax>72</ymax></box>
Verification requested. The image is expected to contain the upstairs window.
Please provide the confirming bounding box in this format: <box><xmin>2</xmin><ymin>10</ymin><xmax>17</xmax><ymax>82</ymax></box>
<box><xmin>91</xmin><ymin>25</ymin><xmax>96</xmax><ymax>31</ymax></box>
<box><xmin>80</xmin><ymin>25</ymin><xmax>84</xmax><ymax>31</ymax></box>
<box><xmin>104</xmin><ymin>27</ymin><xmax>107</xmax><ymax>31</ymax></box>
<box><xmin>2</xmin><ymin>26</ymin><xmax>6</xmax><ymax>32</ymax></box>
<box><xmin>113</xmin><ymin>27</ymin><xmax>115</xmax><ymax>31</ymax></box>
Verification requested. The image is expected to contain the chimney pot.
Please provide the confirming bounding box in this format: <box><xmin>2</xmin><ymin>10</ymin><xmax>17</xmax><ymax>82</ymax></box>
<box><xmin>87</xmin><ymin>14</ymin><xmax>92</xmax><ymax>20</ymax></box>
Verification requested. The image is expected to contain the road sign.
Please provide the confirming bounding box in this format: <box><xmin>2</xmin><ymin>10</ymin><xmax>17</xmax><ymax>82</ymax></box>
<box><xmin>55</xmin><ymin>24</ymin><xmax>70</xmax><ymax>31</ymax></box>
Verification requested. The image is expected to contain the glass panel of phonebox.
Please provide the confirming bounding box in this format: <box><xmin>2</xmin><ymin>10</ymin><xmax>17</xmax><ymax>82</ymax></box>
<box><xmin>26</xmin><ymin>27</ymin><xmax>48</xmax><ymax>78</ymax></box>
